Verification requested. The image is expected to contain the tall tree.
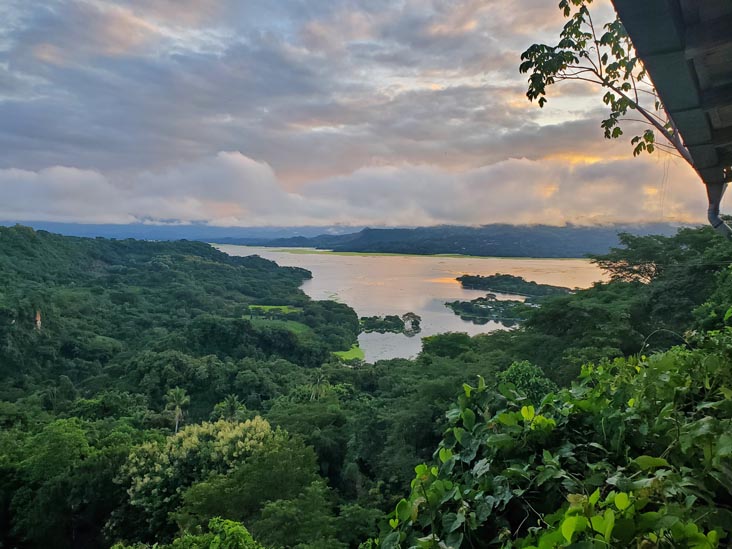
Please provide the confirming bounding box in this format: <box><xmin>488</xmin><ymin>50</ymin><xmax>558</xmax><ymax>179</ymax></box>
<box><xmin>165</xmin><ymin>387</ymin><xmax>190</xmax><ymax>433</ymax></box>
<box><xmin>519</xmin><ymin>0</ymin><xmax>731</xmax><ymax>237</ymax></box>
<box><xmin>212</xmin><ymin>394</ymin><xmax>247</xmax><ymax>421</ymax></box>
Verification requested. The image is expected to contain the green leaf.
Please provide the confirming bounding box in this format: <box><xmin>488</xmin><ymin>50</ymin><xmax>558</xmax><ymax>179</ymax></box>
<box><xmin>477</xmin><ymin>375</ymin><xmax>486</xmax><ymax>390</ymax></box>
<box><xmin>497</xmin><ymin>382</ymin><xmax>516</xmax><ymax>398</ymax></box>
<box><xmin>396</xmin><ymin>499</ymin><xmax>410</xmax><ymax>522</ymax></box>
<box><xmin>486</xmin><ymin>433</ymin><xmax>516</xmax><ymax>449</ymax></box>
<box><xmin>603</xmin><ymin>509</ymin><xmax>615</xmax><ymax>541</ymax></box>
<box><xmin>472</xmin><ymin>458</ymin><xmax>491</xmax><ymax>478</ymax></box>
<box><xmin>589</xmin><ymin>488</ymin><xmax>601</xmax><ymax>506</ymax></box>
<box><xmin>443</xmin><ymin>511</ymin><xmax>466</xmax><ymax>533</ymax></box>
<box><xmin>590</xmin><ymin>514</ymin><xmax>606</xmax><ymax>534</ymax></box>
<box><xmin>724</xmin><ymin>307</ymin><xmax>732</xmax><ymax>324</ymax></box>
<box><xmin>614</xmin><ymin>492</ymin><xmax>630</xmax><ymax>511</ymax></box>
<box><xmin>717</xmin><ymin>433</ymin><xmax>732</xmax><ymax>457</ymax></box>
<box><xmin>632</xmin><ymin>455</ymin><xmax>670</xmax><ymax>471</ymax></box>
<box><xmin>561</xmin><ymin>516</ymin><xmax>587</xmax><ymax>542</ymax></box>
<box><xmin>381</xmin><ymin>531</ymin><xmax>400</xmax><ymax>549</ymax></box>
<box><xmin>497</xmin><ymin>412</ymin><xmax>519</xmax><ymax>426</ymax></box>
<box><xmin>439</xmin><ymin>447</ymin><xmax>453</xmax><ymax>464</ymax></box>
<box><xmin>521</xmin><ymin>405</ymin><xmax>535</xmax><ymax>422</ymax></box>
<box><xmin>389</xmin><ymin>518</ymin><xmax>399</xmax><ymax>529</ymax></box>
<box><xmin>462</xmin><ymin>409</ymin><xmax>476</xmax><ymax>431</ymax></box>
<box><xmin>453</xmin><ymin>428</ymin><xmax>465</xmax><ymax>444</ymax></box>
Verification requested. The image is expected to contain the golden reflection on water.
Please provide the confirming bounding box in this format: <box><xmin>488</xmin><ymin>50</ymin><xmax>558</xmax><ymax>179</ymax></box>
<box><xmin>427</xmin><ymin>277</ymin><xmax>462</xmax><ymax>285</ymax></box>
<box><xmin>217</xmin><ymin>245</ymin><xmax>607</xmax><ymax>361</ymax></box>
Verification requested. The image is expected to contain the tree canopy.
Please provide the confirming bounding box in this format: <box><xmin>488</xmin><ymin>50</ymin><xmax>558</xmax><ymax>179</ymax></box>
<box><xmin>1</xmin><ymin>225</ymin><xmax>731</xmax><ymax>548</ymax></box>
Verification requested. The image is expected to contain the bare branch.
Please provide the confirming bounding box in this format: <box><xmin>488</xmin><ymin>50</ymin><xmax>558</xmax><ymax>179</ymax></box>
<box><xmin>619</xmin><ymin>117</ymin><xmax>656</xmax><ymax>127</ymax></box>
<box><xmin>585</xmin><ymin>9</ymin><xmax>603</xmax><ymax>79</ymax></box>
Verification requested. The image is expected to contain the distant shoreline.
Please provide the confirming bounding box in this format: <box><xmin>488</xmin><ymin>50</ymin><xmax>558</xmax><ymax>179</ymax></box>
<box><xmin>212</xmin><ymin>244</ymin><xmax>595</xmax><ymax>261</ymax></box>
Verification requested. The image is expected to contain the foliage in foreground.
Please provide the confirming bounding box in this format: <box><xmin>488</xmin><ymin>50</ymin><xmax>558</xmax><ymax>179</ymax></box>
<box><xmin>112</xmin><ymin>517</ymin><xmax>264</xmax><ymax>549</ymax></box>
<box><xmin>384</xmin><ymin>327</ymin><xmax>732</xmax><ymax>547</ymax></box>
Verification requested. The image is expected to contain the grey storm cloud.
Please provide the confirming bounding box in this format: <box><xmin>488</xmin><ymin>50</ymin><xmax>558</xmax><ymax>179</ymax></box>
<box><xmin>0</xmin><ymin>0</ymin><xmax>708</xmax><ymax>225</ymax></box>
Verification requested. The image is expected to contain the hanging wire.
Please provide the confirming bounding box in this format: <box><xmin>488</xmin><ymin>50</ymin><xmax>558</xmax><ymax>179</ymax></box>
<box><xmin>659</xmin><ymin>155</ymin><xmax>670</xmax><ymax>219</ymax></box>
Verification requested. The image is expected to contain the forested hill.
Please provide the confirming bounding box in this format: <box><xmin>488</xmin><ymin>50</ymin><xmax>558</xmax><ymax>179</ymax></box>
<box><xmin>0</xmin><ymin>225</ymin><xmax>310</xmax><ymax>289</ymax></box>
<box><xmin>0</xmin><ymin>225</ymin><xmax>361</xmax><ymax>390</ymax></box>
<box><xmin>222</xmin><ymin>223</ymin><xmax>681</xmax><ymax>257</ymax></box>
<box><xmin>2</xmin><ymin>224</ymin><xmax>732</xmax><ymax>549</ymax></box>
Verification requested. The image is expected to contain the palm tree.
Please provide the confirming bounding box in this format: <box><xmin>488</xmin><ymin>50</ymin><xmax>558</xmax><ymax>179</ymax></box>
<box><xmin>165</xmin><ymin>387</ymin><xmax>190</xmax><ymax>433</ymax></box>
<box><xmin>309</xmin><ymin>375</ymin><xmax>331</xmax><ymax>401</ymax></box>
<box><xmin>218</xmin><ymin>393</ymin><xmax>245</xmax><ymax>421</ymax></box>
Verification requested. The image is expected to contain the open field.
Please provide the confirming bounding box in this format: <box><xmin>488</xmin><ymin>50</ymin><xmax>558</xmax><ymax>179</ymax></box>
<box><xmin>333</xmin><ymin>344</ymin><xmax>365</xmax><ymax>361</ymax></box>
<box><xmin>248</xmin><ymin>305</ymin><xmax>303</xmax><ymax>314</ymax></box>
<box><xmin>248</xmin><ymin>317</ymin><xmax>313</xmax><ymax>336</ymax></box>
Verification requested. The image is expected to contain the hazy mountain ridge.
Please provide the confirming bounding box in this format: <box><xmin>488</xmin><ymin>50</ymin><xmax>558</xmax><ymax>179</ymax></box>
<box><xmin>236</xmin><ymin>223</ymin><xmax>685</xmax><ymax>258</ymax></box>
<box><xmin>0</xmin><ymin>222</ymin><xmax>368</xmax><ymax>243</ymax></box>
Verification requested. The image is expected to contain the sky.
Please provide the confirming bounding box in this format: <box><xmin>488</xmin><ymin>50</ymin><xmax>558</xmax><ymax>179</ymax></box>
<box><xmin>0</xmin><ymin>0</ymin><xmax>711</xmax><ymax>227</ymax></box>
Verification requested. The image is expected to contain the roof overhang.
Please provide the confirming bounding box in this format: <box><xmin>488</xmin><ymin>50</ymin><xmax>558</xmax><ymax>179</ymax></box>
<box><xmin>612</xmin><ymin>0</ymin><xmax>732</xmax><ymax>185</ymax></box>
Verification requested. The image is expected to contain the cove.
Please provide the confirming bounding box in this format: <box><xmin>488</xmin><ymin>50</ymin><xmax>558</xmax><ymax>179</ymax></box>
<box><xmin>216</xmin><ymin>245</ymin><xmax>606</xmax><ymax>362</ymax></box>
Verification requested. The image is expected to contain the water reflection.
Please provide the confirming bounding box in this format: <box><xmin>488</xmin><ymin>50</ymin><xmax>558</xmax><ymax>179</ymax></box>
<box><xmin>216</xmin><ymin>246</ymin><xmax>606</xmax><ymax>362</ymax></box>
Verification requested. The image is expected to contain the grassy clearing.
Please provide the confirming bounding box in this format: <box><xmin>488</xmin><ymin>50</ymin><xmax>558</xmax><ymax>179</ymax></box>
<box><xmin>248</xmin><ymin>317</ymin><xmax>313</xmax><ymax>336</ymax></box>
<box><xmin>333</xmin><ymin>344</ymin><xmax>365</xmax><ymax>361</ymax></box>
<box><xmin>248</xmin><ymin>305</ymin><xmax>303</xmax><ymax>314</ymax></box>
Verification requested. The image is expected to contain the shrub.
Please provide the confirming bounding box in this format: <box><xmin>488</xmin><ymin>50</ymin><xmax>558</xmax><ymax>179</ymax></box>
<box><xmin>383</xmin><ymin>329</ymin><xmax>732</xmax><ymax>547</ymax></box>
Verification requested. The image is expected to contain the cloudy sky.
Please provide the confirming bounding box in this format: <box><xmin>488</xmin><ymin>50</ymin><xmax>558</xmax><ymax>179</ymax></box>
<box><xmin>0</xmin><ymin>0</ymin><xmax>709</xmax><ymax>226</ymax></box>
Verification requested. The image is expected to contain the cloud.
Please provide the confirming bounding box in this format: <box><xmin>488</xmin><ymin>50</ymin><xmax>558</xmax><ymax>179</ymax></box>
<box><xmin>12</xmin><ymin>2</ymin><xmax>163</xmax><ymax>67</ymax></box>
<box><xmin>304</xmin><ymin>155</ymin><xmax>707</xmax><ymax>226</ymax></box>
<box><xmin>0</xmin><ymin>165</ymin><xmax>133</xmax><ymax>223</ymax></box>
<box><xmin>0</xmin><ymin>152</ymin><xmax>315</xmax><ymax>224</ymax></box>
<box><xmin>0</xmin><ymin>151</ymin><xmax>709</xmax><ymax>226</ymax></box>
<box><xmin>0</xmin><ymin>0</ymin><xmax>709</xmax><ymax>226</ymax></box>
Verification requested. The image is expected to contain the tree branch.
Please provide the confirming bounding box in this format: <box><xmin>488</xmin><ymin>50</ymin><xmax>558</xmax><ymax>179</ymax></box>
<box><xmin>585</xmin><ymin>10</ymin><xmax>603</xmax><ymax>79</ymax></box>
<box><xmin>605</xmin><ymin>80</ymin><xmax>693</xmax><ymax>165</ymax></box>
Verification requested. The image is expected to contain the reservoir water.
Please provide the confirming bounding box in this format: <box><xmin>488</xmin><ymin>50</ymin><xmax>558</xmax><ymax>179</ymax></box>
<box><xmin>217</xmin><ymin>246</ymin><xmax>606</xmax><ymax>362</ymax></box>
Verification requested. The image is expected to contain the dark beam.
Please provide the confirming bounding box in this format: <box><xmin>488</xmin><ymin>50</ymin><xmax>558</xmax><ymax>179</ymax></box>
<box><xmin>700</xmin><ymin>83</ymin><xmax>732</xmax><ymax>111</ymax></box>
<box><xmin>685</xmin><ymin>14</ymin><xmax>732</xmax><ymax>58</ymax></box>
<box><xmin>698</xmin><ymin>152</ymin><xmax>732</xmax><ymax>185</ymax></box>
<box><xmin>712</xmin><ymin>126</ymin><xmax>732</xmax><ymax>148</ymax></box>
<box><xmin>688</xmin><ymin>144</ymin><xmax>719</xmax><ymax>168</ymax></box>
<box><xmin>683</xmin><ymin>126</ymin><xmax>732</xmax><ymax>150</ymax></box>
<box><xmin>673</xmin><ymin>108</ymin><xmax>712</xmax><ymax>145</ymax></box>
<box><xmin>612</xmin><ymin>0</ymin><xmax>685</xmax><ymax>54</ymax></box>
<box><xmin>699</xmin><ymin>165</ymin><xmax>729</xmax><ymax>184</ymax></box>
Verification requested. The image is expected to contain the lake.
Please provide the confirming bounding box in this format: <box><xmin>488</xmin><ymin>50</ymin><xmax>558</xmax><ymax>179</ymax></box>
<box><xmin>216</xmin><ymin>246</ymin><xmax>607</xmax><ymax>362</ymax></box>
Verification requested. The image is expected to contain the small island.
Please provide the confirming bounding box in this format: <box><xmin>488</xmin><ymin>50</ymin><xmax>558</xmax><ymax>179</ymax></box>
<box><xmin>360</xmin><ymin>312</ymin><xmax>422</xmax><ymax>336</ymax></box>
<box><xmin>456</xmin><ymin>273</ymin><xmax>571</xmax><ymax>296</ymax></box>
<box><xmin>448</xmin><ymin>274</ymin><xmax>568</xmax><ymax>326</ymax></box>
<box><xmin>446</xmin><ymin>294</ymin><xmax>535</xmax><ymax>327</ymax></box>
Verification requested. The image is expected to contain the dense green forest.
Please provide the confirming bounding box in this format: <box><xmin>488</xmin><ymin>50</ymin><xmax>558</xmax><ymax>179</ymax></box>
<box><xmin>1</xmin><ymin>225</ymin><xmax>731</xmax><ymax>548</ymax></box>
